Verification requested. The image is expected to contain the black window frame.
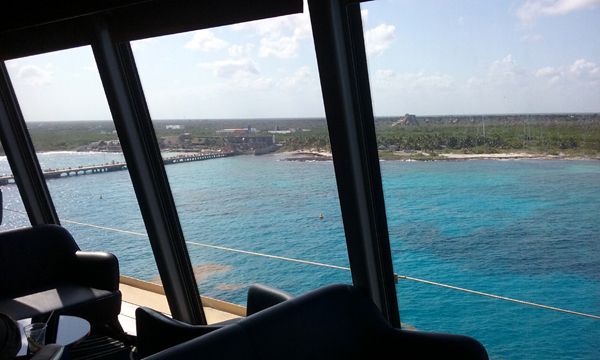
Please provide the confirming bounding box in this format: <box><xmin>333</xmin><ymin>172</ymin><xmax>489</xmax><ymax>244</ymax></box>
<box><xmin>0</xmin><ymin>0</ymin><xmax>400</xmax><ymax>326</ymax></box>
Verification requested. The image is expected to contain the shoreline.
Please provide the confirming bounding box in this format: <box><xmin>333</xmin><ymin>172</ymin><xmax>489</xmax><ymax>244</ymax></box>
<box><xmin>280</xmin><ymin>150</ymin><xmax>333</xmax><ymax>162</ymax></box>
<box><xmin>4</xmin><ymin>148</ymin><xmax>597</xmax><ymax>162</ymax></box>
<box><xmin>282</xmin><ymin>149</ymin><xmax>600</xmax><ymax>162</ymax></box>
<box><xmin>412</xmin><ymin>152</ymin><xmax>599</xmax><ymax>161</ymax></box>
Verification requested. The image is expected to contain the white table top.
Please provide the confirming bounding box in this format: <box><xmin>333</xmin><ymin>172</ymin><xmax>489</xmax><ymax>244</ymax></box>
<box><xmin>17</xmin><ymin>315</ymin><xmax>91</xmax><ymax>356</ymax></box>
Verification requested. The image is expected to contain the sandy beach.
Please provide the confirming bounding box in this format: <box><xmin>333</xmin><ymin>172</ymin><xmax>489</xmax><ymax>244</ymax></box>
<box><xmin>439</xmin><ymin>152</ymin><xmax>541</xmax><ymax>160</ymax></box>
<box><xmin>281</xmin><ymin>149</ymin><xmax>598</xmax><ymax>162</ymax></box>
<box><xmin>437</xmin><ymin>152</ymin><xmax>599</xmax><ymax>160</ymax></box>
<box><xmin>383</xmin><ymin>150</ymin><xmax>599</xmax><ymax>161</ymax></box>
<box><xmin>281</xmin><ymin>150</ymin><xmax>333</xmax><ymax>161</ymax></box>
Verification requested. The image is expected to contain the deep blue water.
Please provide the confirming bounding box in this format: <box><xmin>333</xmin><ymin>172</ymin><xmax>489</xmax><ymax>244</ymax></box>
<box><xmin>1</xmin><ymin>152</ymin><xmax>599</xmax><ymax>359</ymax></box>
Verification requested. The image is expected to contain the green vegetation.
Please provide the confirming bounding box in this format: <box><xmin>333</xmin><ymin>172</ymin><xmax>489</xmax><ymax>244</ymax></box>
<box><xmin>277</xmin><ymin>128</ymin><xmax>331</xmax><ymax>152</ymax></box>
<box><xmin>2</xmin><ymin>114</ymin><xmax>599</xmax><ymax>160</ymax></box>
<box><xmin>374</xmin><ymin>118</ymin><xmax>600</xmax><ymax>160</ymax></box>
<box><xmin>271</xmin><ymin>114</ymin><xmax>600</xmax><ymax>159</ymax></box>
<box><xmin>27</xmin><ymin>122</ymin><xmax>118</xmax><ymax>151</ymax></box>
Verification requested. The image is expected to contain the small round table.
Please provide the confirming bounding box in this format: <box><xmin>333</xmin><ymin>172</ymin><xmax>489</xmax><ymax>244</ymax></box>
<box><xmin>18</xmin><ymin>315</ymin><xmax>91</xmax><ymax>356</ymax></box>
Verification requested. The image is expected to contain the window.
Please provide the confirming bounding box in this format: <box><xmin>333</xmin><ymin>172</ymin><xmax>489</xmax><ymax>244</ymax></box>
<box><xmin>131</xmin><ymin>8</ymin><xmax>351</xmax><ymax>305</ymax></box>
<box><xmin>361</xmin><ymin>1</ymin><xmax>600</xmax><ymax>359</ymax></box>
<box><xmin>0</xmin><ymin>142</ymin><xmax>29</xmax><ymax>231</ymax></box>
<box><xmin>5</xmin><ymin>46</ymin><xmax>158</xmax><ymax>281</ymax></box>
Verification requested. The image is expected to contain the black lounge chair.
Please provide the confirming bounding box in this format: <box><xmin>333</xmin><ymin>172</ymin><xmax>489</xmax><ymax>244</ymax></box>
<box><xmin>135</xmin><ymin>284</ymin><xmax>293</xmax><ymax>358</ymax></box>
<box><xmin>0</xmin><ymin>225</ymin><xmax>123</xmax><ymax>338</ymax></box>
<box><xmin>143</xmin><ymin>284</ymin><xmax>488</xmax><ymax>360</ymax></box>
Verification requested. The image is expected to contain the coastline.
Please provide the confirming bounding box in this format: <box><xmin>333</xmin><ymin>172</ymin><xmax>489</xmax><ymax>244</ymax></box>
<box><xmin>437</xmin><ymin>152</ymin><xmax>600</xmax><ymax>161</ymax></box>
<box><xmin>19</xmin><ymin>148</ymin><xmax>599</xmax><ymax>162</ymax></box>
<box><xmin>280</xmin><ymin>150</ymin><xmax>333</xmax><ymax>161</ymax></box>
<box><xmin>282</xmin><ymin>149</ymin><xmax>600</xmax><ymax>162</ymax></box>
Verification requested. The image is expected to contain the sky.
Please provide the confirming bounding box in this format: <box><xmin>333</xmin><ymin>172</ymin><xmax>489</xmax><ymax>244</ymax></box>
<box><xmin>4</xmin><ymin>0</ymin><xmax>600</xmax><ymax>121</ymax></box>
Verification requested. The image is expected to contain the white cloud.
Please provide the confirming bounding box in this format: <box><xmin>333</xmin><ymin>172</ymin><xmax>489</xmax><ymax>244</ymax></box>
<box><xmin>231</xmin><ymin>76</ymin><xmax>274</xmax><ymax>90</ymax></box>
<box><xmin>232</xmin><ymin>8</ymin><xmax>311</xmax><ymax>40</ymax></box>
<box><xmin>520</xmin><ymin>33</ymin><xmax>543</xmax><ymax>42</ymax></box>
<box><xmin>185</xmin><ymin>30</ymin><xmax>228</xmax><ymax>52</ymax></box>
<box><xmin>463</xmin><ymin>54</ymin><xmax>537</xmax><ymax>100</ymax></box>
<box><xmin>405</xmin><ymin>72</ymin><xmax>454</xmax><ymax>90</ymax></box>
<box><xmin>535</xmin><ymin>66</ymin><xmax>562</xmax><ymax>83</ymax></box>
<box><xmin>569</xmin><ymin>58</ymin><xmax>600</xmax><ymax>77</ymax></box>
<box><xmin>464</xmin><ymin>56</ymin><xmax>600</xmax><ymax>99</ymax></box>
<box><xmin>83</xmin><ymin>62</ymin><xmax>97</xmax><ymax>72</ymax></box>
<box><xmin>16</xmin><ymin>64</ymin><xmax>53</xmax><ymax>86</ymax></box>
<box><xmin>198</xmin><ymin>59</ymin><xmax>259</xmax><ymax>78</ymax></box>
<box><xmin>376</xmin><ymin>69</ymin><xmax>396</xmax><ymax>79</ymax></box>
<box><xmin>535</xmin><ymin>58</ymin><xmax>600</xmax><ymax>84</ymax></box>
<box><xmin>364</xmin><ymin>24</ymin><xmax>395</xmax><ymax>56</ymax></box>
<box><xmin>370</xmin><ymin>69</ymin><xmax>457</xmax><ymax>115</ymax></box>
<box><xmin>490</xmin><ymin>54</ymin><xmax>518</xmax><ymax>78</ymax></box>
<box><xmin>232</xmin><ymin>5</ymin><xmax>311</xmax><ymax>59</ymax></box>
<box><xmin>517</xmin><ymin>0</ymin><xmax>600</xmax><ymax>23</ymax></box>
<box><xmin>279</xmin><ymin>66</ymin><xmax>314</xmax><ymax>89</ymax></box>
<box><xmin>372</xmin><ymin>56</ymin><xmax>600</xmax><ymax>115</ymax></box>
<box><xmin>131</xmin><ymin>37</ymin><xmax>156</xmax><ymax>51</ymax></box>
<box><xmin>259</xmin><ymin>36</ymin><xmax>298</xmax><ymax>59</ymax></box>
<box><xmin>374</xmin><ymin>69</ymin><xmax>454</xmax><ymax>91</ymax></box>
<box><xmin>198</xmin><ymin>58</ymin><xmax>273</xmax><ymax>90</ymax></box>
<box><xmin>233</xmin><ymin>17</ymin><xmax>288</xmax><ymax>36</ymax></box>
<box><xmin>361</xmin><ymin>9</ymin><xmax>369</xmax><ymax>24</ymax></box>
<box><xmin>292</xmin><ymin>15</ymin><xmax>312</xmax><ymax>40</ymax></box>
<box><xmin>535</xmin><ymin>66</ymin><xmax>560</xmax><ymax>77</ymax></box>
<box><xmin>228</xmin><ymin>43</ymin><xmax>255</xmax><ymax>57</ymax></box>
<box><xmin>468</xmin><ymin>54</ymin><xmax>530</xmax><ymax>88</ymax></box>
<box><xmin>6</xmin><ymin>59</ymin><xmax>21</xmax><ymax>69</ymax></box>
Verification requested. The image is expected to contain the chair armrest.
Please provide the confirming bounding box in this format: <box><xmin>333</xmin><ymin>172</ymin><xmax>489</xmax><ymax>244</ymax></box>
<box><xmin>246</xmin><ymin>284</ymin><xmax>293</xmax><ymax>316</ymax></box>
<box><xmin>384</xmin><ymin>329</ymin><xmax>488</xmax><ymax>360</ymax></box>
<box><xmin>74</xmin><ymin>251</ymin><xmax>119</xmax><ymax>291</ymax></box>
<box><xmin>135</xmin><ymin>307</ymin><xmax>222</xmax><ymax>358</ymax></box>
<box><xmin>30</xmin><ymin>344</ymin><xmax>64</xmax><ymax>360</ymax></box>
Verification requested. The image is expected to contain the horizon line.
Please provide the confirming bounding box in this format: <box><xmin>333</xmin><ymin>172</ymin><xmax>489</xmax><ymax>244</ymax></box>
<box><xmin>24</xmin><ymin>112</ymin><xmax>600</xmax><ymax>123</ymax></box>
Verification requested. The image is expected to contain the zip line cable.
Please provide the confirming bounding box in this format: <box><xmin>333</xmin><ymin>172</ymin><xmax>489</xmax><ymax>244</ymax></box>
<box><xmin>395</xmin><ymin>275</ymin><xmax>600</xmax><ymax>320</ymax></box>
<box><xmin>3</xmin><ymin>207</ymin><xmax>599</xmax><ymax>320</ymax></box>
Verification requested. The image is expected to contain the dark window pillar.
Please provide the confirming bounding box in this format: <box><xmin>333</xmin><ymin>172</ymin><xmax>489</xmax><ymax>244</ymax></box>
<box><xmin>91</xmin><ymin>19</ymin><xmax>206</xmax><ymax>324</ymax></box>
<box><xmin>308</xmin><ymin>0</ymin><xmax>400</xmax><ymax>327</ymax></box>
<box><xmin>0</xmin><ymin>62</ymin><xmax>59</xmax><ymax>226</ymax></box>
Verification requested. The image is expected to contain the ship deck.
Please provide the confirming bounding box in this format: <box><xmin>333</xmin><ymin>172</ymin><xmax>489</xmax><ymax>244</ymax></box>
<box><xmin>117</xmin><ymin>276</ymin><xmax>242</xmax><ymax>335</ymax></box>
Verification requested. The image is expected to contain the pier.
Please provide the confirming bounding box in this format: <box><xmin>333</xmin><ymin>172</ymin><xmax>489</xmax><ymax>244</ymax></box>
<box><xmin>0</xmin><ymin>152</ymin><xmax>234</xmax><ymax>185</ymax></box>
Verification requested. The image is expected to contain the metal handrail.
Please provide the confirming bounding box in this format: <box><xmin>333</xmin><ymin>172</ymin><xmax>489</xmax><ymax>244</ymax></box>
<box><xmin>3</xmin><ymin>207</ymin><xmax>599</xmax><ymax>321</ymax></box>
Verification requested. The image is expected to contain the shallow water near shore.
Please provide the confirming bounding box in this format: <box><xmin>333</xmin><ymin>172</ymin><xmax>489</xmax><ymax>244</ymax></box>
<box><xmin>1</xmin><ymin>152</ymin><xmax>599</xmax><ymax>359</ymax></box>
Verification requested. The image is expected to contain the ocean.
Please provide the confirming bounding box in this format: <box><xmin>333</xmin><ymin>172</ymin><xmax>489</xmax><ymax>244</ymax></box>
<box><xmin>0</xmin><ymin>152</ymin><xmax>599</xmax><ymax>359</ymax></box>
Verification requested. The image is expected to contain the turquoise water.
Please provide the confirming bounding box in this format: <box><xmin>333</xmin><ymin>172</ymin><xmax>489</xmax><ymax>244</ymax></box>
<box><xmin>1</xmin><ymin>153</ymin><xmax>599</xmax><ymax>359</ymax></box>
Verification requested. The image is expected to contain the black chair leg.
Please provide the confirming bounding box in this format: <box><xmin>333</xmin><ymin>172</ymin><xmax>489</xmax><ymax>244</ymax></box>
<box><xmin>92</xmin><ymin>317</ymin><xmax>135</xmax><ymax>346</ymax></box>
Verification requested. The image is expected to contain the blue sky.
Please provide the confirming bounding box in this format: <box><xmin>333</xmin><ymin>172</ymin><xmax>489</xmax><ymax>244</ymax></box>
<box><xmin>5</xmin><ymin>0</ymin><xmax>600</xmax><ymax>121</ymax></box>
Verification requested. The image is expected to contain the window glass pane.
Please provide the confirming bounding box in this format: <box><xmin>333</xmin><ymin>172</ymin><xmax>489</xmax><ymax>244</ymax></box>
<box><xmin>132</xmin><ymin>8</ymin><xmax>351</xmax><ymax>305</ymax></box>
<box><xmin>361</xmin><ymin>1</ymin><xmax>600</xmax><ymax>359</ymax></box>
<box><xmin>0</xmin><ymin>142</ymin><xmax>30</xmax><ymax>231</ymax></box>
<box><xmin>5</xmin><ymin>47</ymin><xmax>159</xmax><ymax>282</ymax></box>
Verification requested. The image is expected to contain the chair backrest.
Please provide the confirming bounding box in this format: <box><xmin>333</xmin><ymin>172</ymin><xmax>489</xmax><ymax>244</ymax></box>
<box><xmin>146</xmin><ymin>284</ymin><xmax>488</xmax><ymax>360</ymax></box>
<box><xmin>0</xmin><ymin>225</ymin><xmax>79</xmax><ymax>298</ymax></box>
<box><xmin>246</xmin><ymin>283</ymin><xmax>293</xmax><ymax>316</ymax></box>
<box><xmin>147</xmin><ymin>285</ymin><xmax>393</xmax><ymax>360</ymax></box>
